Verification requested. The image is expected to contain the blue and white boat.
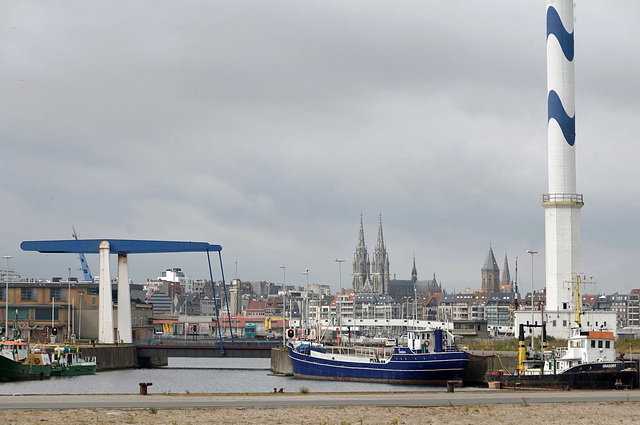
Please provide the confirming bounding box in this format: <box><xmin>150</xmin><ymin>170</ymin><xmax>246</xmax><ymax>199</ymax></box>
<box><xmin>287</xmin><ymin>328</ymin><xmax>469</xmax><ymax>385</ymax></box>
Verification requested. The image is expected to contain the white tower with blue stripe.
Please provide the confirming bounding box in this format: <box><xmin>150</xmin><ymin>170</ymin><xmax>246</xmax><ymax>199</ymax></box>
<box><xmin>544</xmin><ymin>0</ymin><xmax>583</xmax><ymax>313</ymax></box>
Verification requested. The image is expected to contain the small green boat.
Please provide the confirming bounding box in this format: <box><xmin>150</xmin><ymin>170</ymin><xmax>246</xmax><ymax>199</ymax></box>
<box><xmin>47</xmin><ymin>345</ymin><xmax>97</xmax><ymax>376</ymax></box>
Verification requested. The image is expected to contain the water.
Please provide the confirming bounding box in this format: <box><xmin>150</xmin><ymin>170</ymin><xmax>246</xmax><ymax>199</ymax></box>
<box><xmin>0</xmin><ymin>358</ymin><xmax>469</xmax><ymax>395</ymax></box>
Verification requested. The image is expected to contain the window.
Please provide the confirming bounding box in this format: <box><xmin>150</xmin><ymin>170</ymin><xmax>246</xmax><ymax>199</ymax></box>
<box><xmin>35</xmin><ymin>308</ymin><xmax>58</xmax><ymax>321</ymax></box>
<box><xmin>50</xmin><ymin>287</ymin><xmax>67</xmax><ymax>302</ymax></box>
<box><xmin>606</xmin><ymin>341</ymin><xmax>611</xmax><ymax>348</ymax></box>
<box><xmin>0</xmin><ymin>287</ymin><xmax>4</xmax><ymax>301</ymax></box>
<box><xmin>598</xmin><ymin>340</ymin><xmax>603</xmax><ymax>348</ymax></box>
<box><xmin>552</xmin><ymin>320</ymin><xmax>557</xmax><ymax>327</ymax></box>
<box><xmin>591</xmin><ymin>340</ymin><xmax>596</xmax><ymax>348</ymax></box>
<box><xmin>563</xmin><ymin>320</ymin><xmax>567</xmax><ymax>326</ymax></box>
<box><xmin>20</xmin><ymin>288</ymin><xmax>38</xmax><ymax>302</ymax></box>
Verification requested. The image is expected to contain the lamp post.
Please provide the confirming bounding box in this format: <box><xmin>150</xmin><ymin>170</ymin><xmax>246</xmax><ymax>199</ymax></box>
<box><xmin>68</xmin><ymin>267</ymin><xmax>71</xmax><ymax>342</ymax></box>
<box><xmin>280</xmin><ymin>265</ymin><xmax>286</xmax><ymax>345</ymax></box>
<box><xmin>335</xmin><ymin>259</ymin><xmax>345</xmax><ymax>344</ymax></box>
<box><xmin>302</xmin><ymin>269</ymin><xmax>309</xmax><ymax>335</ymax></box>
<box><xmin>527</xmin><ymin>249</ymin><xmax>538</xmax><ymax>351</ymax></box>
<box><xmin>3</xmin><ymin>255</ymin><xmax>12</xmax><ymax>333</ymax></box>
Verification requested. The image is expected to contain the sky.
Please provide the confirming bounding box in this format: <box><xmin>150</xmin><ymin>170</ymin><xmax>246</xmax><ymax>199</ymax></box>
<box><xmin>2</xmin><ymin>1</ymin><xmax>640</xmax><ymax>295</ymax></box>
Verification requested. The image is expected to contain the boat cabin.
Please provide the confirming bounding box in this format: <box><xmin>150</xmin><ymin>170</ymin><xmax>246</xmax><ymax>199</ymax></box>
<box><xmin>558</xmin><ymin>328</ymin><xmax>616</xmax><ymax>364</ymax></box>
<box><xmin>1</xmin><ymin>340</ymin><xmax>29</xmax><ymax>362</ymax></box>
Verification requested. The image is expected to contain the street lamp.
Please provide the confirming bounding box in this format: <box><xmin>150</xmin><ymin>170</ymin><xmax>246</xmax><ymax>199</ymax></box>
<box><xmin>335</xmin><ymin>259</ymin><xmax>345</xmax><ymax>344</ymax></box>
<box><xmin>302</xmin><ymin>269</ymin><xmax>309</xmax><ymax>334</ymax></box>
<box><xmin>3</xmin><ymin>255</ymin><xmax>12</xmax><ymax>333</ymax></box>
<box><xmin>527</xmin><ymin>249</ymin><xmax>538</xmax><ymax>351</ymax></box>
<box><xmin>280</xmin><ymin>265</ymin><xmax>286</xmax><ymax>345</ymax></box>
<box><xmin>68</xmin><ymin>267</ymin><xmax>71</xmax><ymax>342</ymax></box>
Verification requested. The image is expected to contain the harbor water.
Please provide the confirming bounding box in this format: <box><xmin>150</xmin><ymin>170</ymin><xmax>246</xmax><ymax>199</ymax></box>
<box><xmin>0</xmin><ymin>357</ymin><xmax>471</xmax><ymax>395</ymax></box>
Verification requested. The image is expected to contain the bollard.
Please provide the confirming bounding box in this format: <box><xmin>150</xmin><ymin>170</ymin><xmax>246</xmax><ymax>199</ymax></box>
<box><xmin>446</xmin><ymin>380</ymin><xmax>461</xmax><ymax>393</ymax></box>
<box><xmin>139</xmin><ymin>382</ymin><xmax>153</xmax><ymax>395</ymax></box>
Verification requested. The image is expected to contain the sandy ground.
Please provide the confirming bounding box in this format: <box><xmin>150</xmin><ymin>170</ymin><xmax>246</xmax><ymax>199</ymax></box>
<box><xmin>2</xmin><ymin>402</ymin><xmax>639</xmax><ymax>425</ymax></box>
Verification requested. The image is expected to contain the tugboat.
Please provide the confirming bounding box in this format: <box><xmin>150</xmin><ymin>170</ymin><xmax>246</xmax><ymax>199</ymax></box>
<box><xmin>485</xmin><ymin>323</ymin><xmax>637</xmax><ymax>390</ymax></box>
<box><xmin>287</xmin><ymin>328</ymin><xmax>470</xmax><ymax>385</ymax></box>
<box><xmin>0</xmin><ymin>317</ymin><xmax>52</xmax><ymax>381</ymax></box>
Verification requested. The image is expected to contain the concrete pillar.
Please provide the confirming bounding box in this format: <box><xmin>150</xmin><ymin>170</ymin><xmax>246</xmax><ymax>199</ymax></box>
<box><xmin>117</xmin><ymin>254</ymin><xmax>132</xmax><ymax>344</ymax></box>
<box><xmin>98</xmin><ymin>240</ymin><xmax>114</xmax><ymax>344</ymax></box>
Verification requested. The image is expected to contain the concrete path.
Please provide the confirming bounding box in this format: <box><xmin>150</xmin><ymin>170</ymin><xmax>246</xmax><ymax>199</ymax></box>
<box><xmin>0</xmin><ymin>390</ymin><xmax>638</xmax><ymax>410</ymax></box>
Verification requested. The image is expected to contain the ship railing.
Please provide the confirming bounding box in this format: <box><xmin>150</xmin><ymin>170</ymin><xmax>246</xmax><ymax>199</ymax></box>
<box><xmin>333</xmin><ymin>345</ymin><xmax>390</xmax><ymax>360</ymax></box>
<box><xmin>554</xmin><ymin>347</ymin><xmax>568</xmax><ymax>358</ymax></box>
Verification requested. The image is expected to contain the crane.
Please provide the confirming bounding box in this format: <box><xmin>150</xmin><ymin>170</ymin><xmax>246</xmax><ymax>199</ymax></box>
<box><xmin>72</xmin><ymin>225</ymin><xmax>93</xmax><ymax>282</ymax></box>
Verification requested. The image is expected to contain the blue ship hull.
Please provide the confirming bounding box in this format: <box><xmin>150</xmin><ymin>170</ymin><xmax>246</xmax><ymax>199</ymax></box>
<box><xmin>287</xmin><ymin>344</ymin><xmax>469</xmax><ymax>385</ymax></box>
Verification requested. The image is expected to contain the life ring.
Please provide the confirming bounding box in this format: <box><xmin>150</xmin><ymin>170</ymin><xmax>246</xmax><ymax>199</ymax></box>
<box><xmin>425</xmin><ymin>340</ymin><xmax>430</xmax><ymax>347</ymax></box>
<box><xmin>34</xmin><ymin>358</ymin><xmax>41</xmax><ymax>365</ymax></box>
<box><xmin>443</xmin><ymin>339</ymin><xmax>448</xmax><ymax>346</ymax></box>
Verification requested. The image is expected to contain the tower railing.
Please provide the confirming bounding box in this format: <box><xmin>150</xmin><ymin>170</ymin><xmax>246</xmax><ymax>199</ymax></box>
<box><xmin>542</xmin><ymin>193</ymin><xmax>584</xmax><ymax>203</ymax></box>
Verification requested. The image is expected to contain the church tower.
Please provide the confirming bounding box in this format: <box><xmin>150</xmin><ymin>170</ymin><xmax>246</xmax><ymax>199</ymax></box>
<box><xmin>481</xmin><ymin>245</ymin><xmax>500</xmax><ymax>293</ymax></box>
<box><xmin>370</xmin><ymin>214</ymin><xmax>390</xmax><ymax>294</ymax></box>
<box><xmin>352</xmin><ymin>214</ymin><xmax>370</xmax><ymax>293</ymax></box>
<box><xmin>500</xmin><ymin>252</ymin><xmax>512</xmax><ymax>292</ymax></box>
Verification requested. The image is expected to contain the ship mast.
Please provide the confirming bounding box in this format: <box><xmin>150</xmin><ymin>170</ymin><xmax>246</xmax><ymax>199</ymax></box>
<box><xmin>570</xmin><ymin>273</ymin><xmax>595</xmax><ymax>326</ymax></box>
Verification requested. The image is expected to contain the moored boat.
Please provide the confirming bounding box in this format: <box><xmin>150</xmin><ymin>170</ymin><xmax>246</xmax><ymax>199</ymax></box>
<box><xmin>287</xmin><ymin>328</ymin><xmax>470</xmax><ymax>385</ymax></box>
<box><xmin>485</xmin><ymin>324</ymin><xmax>637</xmax><ymax>390</ymax></box>
<box><xmin>45</xmin><ymin>345</ymin><xmax>97</xmax><ymax>376</ymax></box>
<box><xmin>0</xmin><ymin>340</ymin><xmax>51</xmax><ymax>382</ymax></box>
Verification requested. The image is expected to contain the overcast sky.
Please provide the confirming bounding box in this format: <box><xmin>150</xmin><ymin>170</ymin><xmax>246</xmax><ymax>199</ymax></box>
<box><xmin>2</xmin><ymin>1</ymin><xmax>639</xmax><ymax>295</ymax></box>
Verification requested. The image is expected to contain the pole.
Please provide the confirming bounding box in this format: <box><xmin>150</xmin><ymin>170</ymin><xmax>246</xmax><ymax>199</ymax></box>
<box><xmin>67</xmin><ymin>268</ymin><xmax>71</xmax><ymax>342</ymax></box>
<box><xmin>335</xmin><ymin>259</ymin><xmax>345</xmax><ymax>344</ymax></box>
<box><xmin>527</xmin><ymin>249</ymin><xmax>538</xmax><ymax>351</ymax></box>
<box><xmin>3</xmin><ymin>255</ymin><xmax>12</xmax><ymax>332</ymax></box>
<box><xmin>303</xmin><ymin>269</ymin><xmax>309</xmax><ymax>336</ymax></box>
<box><xmin>280</xmin><ymin>265</ymin><xmax>286</xmax><ymax>345</ymax></box>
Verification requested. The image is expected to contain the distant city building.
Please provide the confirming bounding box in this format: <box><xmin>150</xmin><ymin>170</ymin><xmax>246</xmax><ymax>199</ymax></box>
<box><xmin>388</xmin><ymin>255</ymin><xmax>444</xmax><ymax>299</ymax></box>
<box><xmin>628</xmin><ymin>289</ymin><xmax>640</xmax><ymax>327</ymax></box>
<box><xmin>485</xmin><ymin>292</ymin><xmax>516</xmax><ymax>327</ymax></box>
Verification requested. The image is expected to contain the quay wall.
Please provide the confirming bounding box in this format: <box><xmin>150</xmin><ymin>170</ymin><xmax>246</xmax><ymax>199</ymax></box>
<box><xmin>80</xmin><ymin>345</ymin><xmax>167</xmax><ymax>371</ymax></box>
<box><xmin>271</xmin><ymin>347</ymin><xmax>292</xmax><ymax>374</ymax></box>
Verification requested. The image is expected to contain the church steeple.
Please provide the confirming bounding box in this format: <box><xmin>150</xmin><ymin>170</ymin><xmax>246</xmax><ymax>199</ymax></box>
<box><xmin>352</xmin><ymin>214</ymin><xmax>370</xmax><ymax>293</ymax></box>
<box><xmin>371</xmin><ymin>214</ymin><xmax>389</xmax><ymax>294</ymax></box>
<box><xmin>411</xmin><ymin>254</ymin><xmax>418</xmax><ymax>284</ymax></box>
<box><xmin>501</xmin><ymin>252</ymin><xmax>512</xmax><ymax>291</ymax></box>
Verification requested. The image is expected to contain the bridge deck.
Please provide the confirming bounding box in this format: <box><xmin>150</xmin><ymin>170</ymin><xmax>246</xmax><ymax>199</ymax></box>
<box><xmin>136</xmin><ymin>338</ymin><xmax>282</xmax><ymax>359</ymax></box>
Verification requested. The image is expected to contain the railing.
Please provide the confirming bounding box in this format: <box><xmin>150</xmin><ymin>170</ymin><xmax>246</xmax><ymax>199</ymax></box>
<box><xmin>134</xmin><ymin>337</ymin><xmax>282</xmax><ymax>348</ymax></box>
<box><xmin>542</xmin><ymin>193</ymin><xmax>584</xmax><ymax>203</ymax></box>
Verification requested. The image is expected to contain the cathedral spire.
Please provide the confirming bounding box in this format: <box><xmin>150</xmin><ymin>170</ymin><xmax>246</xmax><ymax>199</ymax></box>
<box><xmin>376</xmin><ymin>213</ymin><xmax>385</xmax><ymax>251</ymax></box>
<box><xmin>411</xmin><ymin>254</ymin><xmax>417</xmax><ymax>284</ymax></box>
<box><xmin>352</xmin><ymin>214</ymin><xmax>370</xmax><ymax>293</ymax></box>
<box><xmin>358</xmin><ymin>214</ymin><xmax>366</xmax><ymax>248</ymax></box>
<box><xmin>371</xmin><ymin>213</ymin><xmax>389</xmax><ymax>294</ymax></box>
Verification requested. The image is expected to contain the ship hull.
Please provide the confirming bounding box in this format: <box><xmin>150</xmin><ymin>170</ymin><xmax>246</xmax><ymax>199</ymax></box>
<box><xmin>288</xmin><ymin>345</ymin><xmax>469</xmax><ymax>385</ymax></box>
<box><xmin>0</xmin><ymin>356</ymin><xmax>51</xmax><ymax>382</ymax></box>
<box><xmin>51</xmin><ymin>364</ymin><xmax>97</xmax><ymax>376</ymax></box>
<box><xmin>486</xmin><ymin>361</ymin><xmax>637</xmax><ymax>390</ymax></box>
